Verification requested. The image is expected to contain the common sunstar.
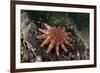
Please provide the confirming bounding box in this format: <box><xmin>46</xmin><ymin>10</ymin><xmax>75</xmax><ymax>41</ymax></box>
<box><xmin>37</xmin><ymin>24</ymin><xmax>74</xmax><ymax>56</ymax></box>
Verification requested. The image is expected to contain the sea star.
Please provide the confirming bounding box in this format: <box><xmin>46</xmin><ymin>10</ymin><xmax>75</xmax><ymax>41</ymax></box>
<box><xmin>37</xmin><ymin>24</ymin><xmax>73</xmax><ymax>56</ymax></box>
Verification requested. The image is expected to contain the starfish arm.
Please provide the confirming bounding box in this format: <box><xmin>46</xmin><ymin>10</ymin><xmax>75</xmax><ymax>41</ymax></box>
<box><xmin>65</xmin><ymin>40</ymin><xmax>72</xmax><ymax>47</ymax></box>
<box><xmin>44</xmin><ymin>24</ymin><xmax>52</xmax><ymax>29</ymax></box>
<box><xmin>47</xmin><ymin>40</ymin><xmax>55</xmax><ymax>54</ymax></box>
<box><xmin>64</xmin><ymin>32</ymin><xmax>71</xmax><ymax>37</ymax></box>
<box><xmin>39</xmin><ymin>28</ymin><xmax>48</xmax><ymax>33</ymax></box>
<box><xmin>56</xmin><ymin>42</ymin><xmax>60</xmax><ymax>56</ymax></box>
<box><xmin>65</xmin><ymin>37</ymin><xmax>73</xmax><ymax>43</ymax></box>
<box><xmin>36</xmin><ymin>34</ymin><xmax>47</xmax><ymax>39</ymax></box>
<box><xmin>60</xmin><ymin>42</ymin><xmax>68</xmax><ymax>52</ymax></box>
<box><xmin>41</xmin><ymin>37</ymin><xmax>50</xmax><ymax>47</ymax></box>
<box><xmin>62</xmin><ymin>36</ymin><xmax>73</xmax><ymax>45</ymax></box>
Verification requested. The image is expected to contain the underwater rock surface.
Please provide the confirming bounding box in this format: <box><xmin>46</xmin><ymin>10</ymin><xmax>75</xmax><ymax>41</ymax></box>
<box><xmin>20</xmin><ymin>11</ymin><xmax>89</xmax><ymax>63</ymax></box>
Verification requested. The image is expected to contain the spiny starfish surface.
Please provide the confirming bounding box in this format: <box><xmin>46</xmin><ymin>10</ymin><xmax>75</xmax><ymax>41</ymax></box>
<box><xmin>37</xmin><ymin>24</ymin><xmax>73</xmax><ymax>56</ymax></box>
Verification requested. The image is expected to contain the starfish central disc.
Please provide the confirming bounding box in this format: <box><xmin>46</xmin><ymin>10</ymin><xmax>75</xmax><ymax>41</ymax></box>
<box><xmin>37</xmin><ymin>24</ymin><xmax>73</xmax><ymax>56</ymax></box>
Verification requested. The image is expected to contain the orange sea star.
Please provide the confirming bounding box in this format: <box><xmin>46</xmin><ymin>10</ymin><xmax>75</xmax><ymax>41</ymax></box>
<box><xmin>37</xmin><ymin>24</ymin><xmax>73</xmax><ymax>56</ymax></box>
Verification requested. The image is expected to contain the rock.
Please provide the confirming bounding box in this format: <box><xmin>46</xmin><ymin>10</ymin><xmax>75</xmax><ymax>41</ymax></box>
<box><xmin>20</xmin><ymin>11</ymin><xmax>89</xmax><ymax>62</ymax></box>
